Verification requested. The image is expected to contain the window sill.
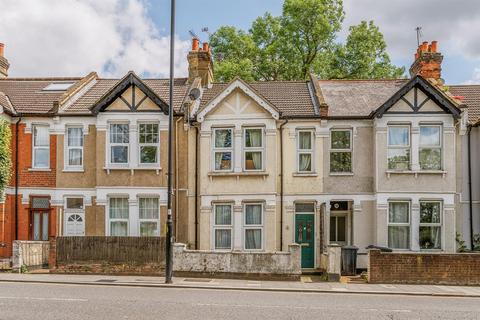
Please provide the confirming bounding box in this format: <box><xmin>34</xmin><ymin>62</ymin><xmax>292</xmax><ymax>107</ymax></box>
<box><xmin>63</xmin><ymin>168</ymin><xmax>84</xmax><ymax>173</ymax></box>
<box><xmin>28</xmin><ymin>168</ymin><xmax>51</xmax><ymax>172</ymax></box>
<box><xmin>292</xmin><ymin>172</ymin><xmax>318</xmax><ymax>177</ymax></box>
<box><xmin>386</xmin><ymin>170</ymin><xmax>447</xmax><ymax>179</ymax></box>
<box><xmin>208</xmin><ymin>171</ymin><xmax>268</xmax><ymax>180</ymax></box>
<box><xmin>329</xmin><ymin>172</ymin><xmax>354</xmax><ymax>176</ymax></box>
<box><xmin>103</xmin><ymin>167</ymin><xmax>162</xmax><ymax>175</ymax></box>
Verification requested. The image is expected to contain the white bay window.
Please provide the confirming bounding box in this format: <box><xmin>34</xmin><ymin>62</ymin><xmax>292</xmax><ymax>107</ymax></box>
<box><xmin>419</xmin><ymin>201</ymin><xmax>442</xmax><ymax>250</ymax></box>
<box><xmin>244</xmin><ymin>127</ymin><xmax>264</xmax><ymax>171</ymax></box>
<box><xmin>109</xmin><ymin>123</ymin><xmax>129</xmax><ymax>165</ymax></box>
<box><xmin>244</xmin><ymin>203</ymin><xmax>263</xmax><ymax>250</ymax></box>
<box><xmin>330</xmin><ymin>129</ymin><xmax>352</xmax><ymax>173</ymax></box>
<box><xmin>66</xmin><ymin>127</ymin><xmax>83</xmax><ymax>169</ymax></box>
<box><xmin>419</xmin><ymin>125</ymin><xmax>442</xmax><ymax>170</ymax></box>
<box><xmin>297</xmin><ymin>130</ymin><xmax>313</xmax><ymax>172</ymax></box>
<box><xmin>138</xmin><ymin>123</ymin><xmax>159</xmax><ymax>165</ymax></box>
<box><xmin>388</xmin><ymin>201</ymin><xmax>410</xmax><ymax>249</ymax></box>
<box><xmin>213</xmin><ymin>128</ymin><xmax>233</xmax><ymax>171</ymax></box>
<box><xmin>109</xmin><ymin>197</ymin><xmax>129</xmax><ymax>236</ymax></box>
<box><xmin>139</xmin><ymin>197</ymin><xmax>160</xmax><ymax>236</ymax></box>
<box><xmin>387</xmin><ymin>125</ymin><xmax>410</xmax><ymax>170</ymax></box>
<box><xmin>213</xmin><ymin>204</ymin><xmax>233</xmax><ymax>250</ymax></box>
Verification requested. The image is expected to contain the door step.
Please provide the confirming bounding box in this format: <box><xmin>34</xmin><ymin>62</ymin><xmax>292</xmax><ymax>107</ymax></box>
<box><xmin>340</xmin><ymin>275</ymin><xmax>367</xmax><ymax>284</ymax></box>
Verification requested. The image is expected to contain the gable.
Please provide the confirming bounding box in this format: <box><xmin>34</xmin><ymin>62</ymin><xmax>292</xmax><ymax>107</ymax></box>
<box><xmin>208</xmin><ymin>89</ymin><xmax>270</xmax><ymax>117</ymax></box>
<box><xmin>373</xmin><ymin>76</ymin><xmax>461</xmax><ymax>119</ymax></box>
<box><xmin>388</xmin><ymin>87</ymin><xmax>445</xmax><ymax>114</ymax></box>
<box><xmin>197</xmin><ymin>78</ymin><xmax>280</xmax><ymax>122</ymax></box>
<box><xmin>91</xmin><ymin>72</ymin><xmax>169</xmax><ymax>115</ymax></box>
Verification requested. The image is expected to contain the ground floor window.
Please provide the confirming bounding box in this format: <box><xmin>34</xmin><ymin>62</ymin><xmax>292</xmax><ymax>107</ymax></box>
<box><xmin>419</xmin><ymin>201</ymin><xmax>442</xmax><ymax>250</ymax></box>
<box><xmin>139</xmin><ymin>197</ymin><xmax>160</xmax><ymax>236</ymax></box>
<box><xmin>244</xmin><ymin>203</ymin><xmax>263</xmax><ymax>250</ymax></box>
<box><xmin>109</xmin><ymin>197</ymin><xmax>129</xmax><ymax>236</ymax></box>
<box><xmin>388</xmin><ymin>201</ymin><xmax>410</xmax><ymax>249</ymax></box>
<box><xmin>330</xmin><ymin>215</ymin><xmax>346</xmax><ymax>244</ymax></box>
<box><xmin>213</xmin><ymin>204</ymin><xmax>233</xmax><ymax>250</ymax></box>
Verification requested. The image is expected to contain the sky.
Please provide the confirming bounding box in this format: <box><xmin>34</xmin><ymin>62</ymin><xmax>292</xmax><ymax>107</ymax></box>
<box><xmin>0</xmin><ymin>0</ymin><xmax>479</xmax><ymax>84</ymax></box>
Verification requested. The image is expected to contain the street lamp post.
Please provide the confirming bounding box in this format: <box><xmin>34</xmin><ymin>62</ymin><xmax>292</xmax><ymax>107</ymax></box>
<box><xmin>165</xmin><ymin>0</ymin><xmax>175</xmax><ymax>284</ymax></box>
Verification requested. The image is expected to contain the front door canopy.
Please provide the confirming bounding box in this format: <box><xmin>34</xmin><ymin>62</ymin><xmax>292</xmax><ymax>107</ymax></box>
<box><xmin>90</xmin><ymin>71</ymin><xmax>169</xmax><ymax>115</ymax></box>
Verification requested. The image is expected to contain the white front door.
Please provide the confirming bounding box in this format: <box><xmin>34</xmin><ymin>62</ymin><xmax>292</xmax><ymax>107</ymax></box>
<box><xmin>65</xmin><ymin>212</ymin><xmax>85</xmax><ymax>236</ymax></box>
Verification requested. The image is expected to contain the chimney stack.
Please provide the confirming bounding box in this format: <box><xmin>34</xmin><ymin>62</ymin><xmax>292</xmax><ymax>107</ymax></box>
<box><xmin>409</xmin><ymin>40</ymin><xmax>443</xmax><ymax>81</ymax></box>
<box><xmin>0</xmin><ymin>43</ymin><xmax>9</xmax><ymax>78</ymax></box>
<box><xmin>187</xmin><ymin>37</ymin><xmax>213</xmax><ymax>87</ymax></box>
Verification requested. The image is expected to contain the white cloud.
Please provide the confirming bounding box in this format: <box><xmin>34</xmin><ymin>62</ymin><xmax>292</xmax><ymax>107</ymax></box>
<box><xmin>0</xmin><ymin>0</ymin><xmax>189</xmax><ymax>78</ymax></box>
<box><xmin>463</xmin><ymin>68</ymin><xmax>480</xmax><ymax>85</ymax></box>
<box><xmin>343</xmin><ymin>0</ymin><xmax>480</xmax><ymax>61</ymax></box>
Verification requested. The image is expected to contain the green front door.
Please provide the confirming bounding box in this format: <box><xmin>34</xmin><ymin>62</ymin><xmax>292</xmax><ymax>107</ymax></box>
<box><xmin>295</xmin><ymin>214</ymin><xmax>315</xmax><ymax>268</ymax></box>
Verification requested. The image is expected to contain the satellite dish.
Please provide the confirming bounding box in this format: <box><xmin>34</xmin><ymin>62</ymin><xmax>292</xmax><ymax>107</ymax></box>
<box><xmin>188</xmin><ymin>88</ymin><xmax>201</xmax><ymax>101</ymax></box>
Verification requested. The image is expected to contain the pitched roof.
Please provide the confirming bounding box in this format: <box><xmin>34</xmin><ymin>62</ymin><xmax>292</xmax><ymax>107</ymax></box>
<box><xmin>316</xmin><ymin>79</ymin><xmax>408</xmax><ymax>117</ymax></box>
<box><xmin>0</xmin><ymin>77</ymin><xmax>82</xmax><ymax>114</ymax></box>
<box><xmin>64</xmin><ymin>77</ymin><xmax>189</xmax><ymax>114</ymax></box>
<box><xmin>449</xmin><ymin>85</ymin><xmax>480</xmax><ymax>124</ymax></box>
<box><xmin>200</xmin><ymin>81</ymin><xmax>317</xmax><ymax>117</ymax></box>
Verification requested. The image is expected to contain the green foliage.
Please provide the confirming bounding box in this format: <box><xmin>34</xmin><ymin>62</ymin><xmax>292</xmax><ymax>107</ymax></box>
<box><xmin>456</xmin><ymin>232</ymin><xmax>467</xmax><ymax>253</ymax></box>
<box><xmin>0</xmin><ymin>119</ymin><xmax>11</xmax><ymax>198</ymax></box>
<box><xmin>473</xmin><ymin>234</ymin><xmax>480</xmax><ymax>251</ymax></box>
<box><xmin>210</xmin><ymin>0</ymin><xmax>403</xmax><ymax>81</ymax></box>
<box><xmin>20</xmin><ymin>264</ymin><xmax>28</xmax><ymax>273</ymax></box>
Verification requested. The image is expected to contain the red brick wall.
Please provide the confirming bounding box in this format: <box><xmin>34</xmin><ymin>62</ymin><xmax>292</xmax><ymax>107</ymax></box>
<box><xmin>368</xmin><ymin>249</ymin><xmax>480</xmax><ymax>285</ymax></box>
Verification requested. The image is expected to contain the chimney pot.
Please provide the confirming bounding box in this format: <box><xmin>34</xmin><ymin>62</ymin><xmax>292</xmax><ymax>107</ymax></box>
<box><xmin>431</xmin><ymin>41</ymin><xmax>438</xmax><ymax>53</ymax></box>
<box><xmin>192</xmin><ymin>38</ymin><xmax>199</xmax><ymax>51</ymax></box>
<box><xmin>421</xmin><ymin>42</ymin><xmax>428</xmax><ymax>52</ymax></box>
<box><xmin>202</xmin><ymin>42</ymin><xmax>209</xmax><ymax>52</ymax></box>
<box><xmin>409</xmin><ymin>40</ymin><xmax>443</xmax><ymax>80</ymax></box>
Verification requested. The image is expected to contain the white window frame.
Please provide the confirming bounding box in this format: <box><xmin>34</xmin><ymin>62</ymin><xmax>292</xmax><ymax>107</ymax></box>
<box><xmin>108</xmin><ymin>122</ymin><xmax>130</xmax><ymax>166</ymax></box>
<box><xmin>243</xmin><ymin>203</ymin><xmax>264</xmax><ymax>251</ymax></box>
<box><xmin>32</xmin><ymin>124</ymin><xmax>50</xmax><ymax>169</ymax></box>
<box><xmin>419</xmin><ymin>201</ymin><xmax>442</xmax><ymax>250</ymax></box>
<box><xmin>138</xmin><ymin>197</ymin><xmax>160</xmax><ymax>236</ymax></box>
<box><xmin>212</xmin><ymin>203</ymin><xmax>233</xmax><ymax>250</ymax></box>
<box><xmin>419</xmin><ymin>124</ymin><xmax>442</xmax><ymax>171</ymax></box>
<box><xmin>297</xmin><ymin>129</ymin><xmax>314</xmax><ymax>173</ymax></box>
<box><xmin>65</xmin><ymin>126</ymin><xmax>84</xmax><ymax>170</ymax></box>
<box><xmin>64</xmin><ymin>197</ymin><xmax>85</xmax><ymax>236</ymax></box>
<box><xmin>138</xmin><ymin>122</ymin><xmax>160</xmax><ymax>166</ymax></box>
<box><xmin>212</xmin><ymin>127</ymin><xmax>234</xmax><ymax>172</ymax></box>
<box><xmin>387</xmin><ymin>125</ymin><xmax>411</xmax><ymax>171</ymax></box>
<box><xmin>329</xmin><ymin>128</ymin><xmax>353</xmax><ymax>173</ymax></box>
<box><xmin>329</xmin><ymin>213</ymin><xmax>348</xmax><ymax>245</ymax></box>
<box><xmin>387</xmin><ymin>201</ymin><xmax>411</xmax><ymax>250</ymax></box>
<box><xmin>243</xmin><ymin>127</ymin><xmax>265</xmax><ymax>172</ymax></box>
<box><xmin>108</xmin><ymin>197</ymin><xmax>129</xmax><ymax>236</ymax></box>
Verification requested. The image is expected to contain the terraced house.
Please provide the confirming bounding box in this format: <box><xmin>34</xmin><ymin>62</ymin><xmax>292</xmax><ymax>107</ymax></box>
<box><xmin>0</xmin><ymin>39</ymin><xmax>479</xmax><ymax>272</ymax></box>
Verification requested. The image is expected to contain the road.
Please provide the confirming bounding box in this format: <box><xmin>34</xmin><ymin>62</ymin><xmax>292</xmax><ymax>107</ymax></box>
<box><xmin>0</xmin><ymin>282</ymin><xmax>479</xmax><ymax>320</ymax></box>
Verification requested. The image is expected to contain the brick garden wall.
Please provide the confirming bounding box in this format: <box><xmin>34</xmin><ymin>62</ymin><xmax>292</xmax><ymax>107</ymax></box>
<box><xmin>51</xmin><ymin>236</ymin><xmax>166</xmax><ymax>275</ymax></box>
<box><xmin>368</xmin><ymin>249</ymin><xmax>480</xmax><ymax>285</ymax></box>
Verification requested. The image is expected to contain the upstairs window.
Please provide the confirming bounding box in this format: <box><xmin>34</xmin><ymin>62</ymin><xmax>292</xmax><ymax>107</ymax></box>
<box><xmin>213</xmin><ymin>128</ymin><xmax>233</xmax><ymax>171</ymax></box>
<box><xmin>330</xmin><ymin>129</ymin><xmax>352</xmax><ymax>173</ymax></box>
<box><xmin>66</xmin><ymin>127</ymin><xmax>83</xmax><ymax>168</ymax></box>
<box><xmin>388</xmin><ymin>126</ymin><xmax>410</xmax><ymax>170</ymax></box>
<box><xmin>419</xmin><ymin>125</ymin><xmax>442</xmax><ymax>170</ymax></box>
<box><xmin>138</xmin><ymin>123</ymin><xmax>159</xmax><ymax>165</ymax></box>
<box><xmin>244</xmin><ymin>128</ymin><xmax>264</xmax><ymax>171</ymax></box>
<box><xmin>109</xmin><ymin>123</ymin><xmax>129</xmax><ymax>164</ymax></box>
<box><xmin>33</xmin><ymin>125</ymin><xmax>50</xmax><ymax>168</ymax></box>
<box><xmin>297</xmin><ymin>130</ymin><xmax>313</xmax><ymax>172</ymax></box>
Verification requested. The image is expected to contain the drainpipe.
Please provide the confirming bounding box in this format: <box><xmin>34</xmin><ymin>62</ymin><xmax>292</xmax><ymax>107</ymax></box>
<box><xmin>194</xmin><ymin>124</ymin><xmax>199</xmax><ymax>249</ymax></box>
<box><xmin>279</xmin><ymin>119</ymin><xmax>288</xmax><ymax>251</ymax></box>
<box><xmin>174</xmin><ymin>116</ymin><xmax>182</xmax><ymax>239</ymax></box>
<box><xmin>14</xmin><ymin>117</ymin><xmax>21</xmax><ymax>241</ymax></box>
<box><xmin>467</xmin><ymin>125</ymin><xmax>474</xmax><ymax>250</ymax></box>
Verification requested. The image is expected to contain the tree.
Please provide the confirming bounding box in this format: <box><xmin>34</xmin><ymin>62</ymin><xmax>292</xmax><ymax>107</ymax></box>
<box><xmin>0</xmin><ymin>119</ymin><xmax>11</xmax><ymax>198</ymax></box>
<box><xmin>329</xmin><ymin>21</ymin><xmax>405</xmax><ymax>79</ymax></box>
<box><xmin>209</xmin><ymin>0</ymin><xmax>404</xmax><ymax>81</ymax></box>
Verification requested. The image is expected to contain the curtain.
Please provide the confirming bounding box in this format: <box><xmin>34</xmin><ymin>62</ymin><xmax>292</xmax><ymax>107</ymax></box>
<box><xmin>139</xmin><ymin>198</ymin><xmax>159</xmax><ymax>219</ymax></box>
<box><xmin>215</xmin><ymin>152</ymin><xmax>223</xmax><ymax>170</ymax></box>
<box><xmin>245</xmin><ymin>229</ymin><xmax>261</xmax><ymax>250</ymax></box>
<box><xmin>69</xmin><ymin>149</ymin><xmax>82</xmax><ymax>166</ymax></box>
<box><xmin>246</xmin><ymin>205</ymin><xmax>262</xmax><ymax>225</ymax></box>
<box><xmin>140</xmin><ymin>222</ymin><xmax>158</xmax><ymax>236</ymax></box>
<box><xmin>299</xmin><ymin>153</ymin><xmax>311</xmax><ymax>171</ymax></box>
<box><xmin>388</xmin><ymin>226</ymin><xmax>409</xmax><ymax>249</ymax></box>
<box><xmin>215</xmin><ymin>129</ymin><xmax>231</xmax><ymax>148</ymax></box>
<box><xmin>215</xmin><ymin>205</ymin><xmax>231</xmax><ymax>225</ymax></box>
<box><xmin>246</xmin><ymin>129</ymin><xmax>262</xmax><ymax>147</ymax></box>
<box><xmin>34</xmin><ymin>126</ymin><xmax>49</xmax><ymax>146</ymax></box>
<box><xmin>420</xmin><ymin>126</ymin><xmax>440</xmax><ymax>146</ymax></box>
<box><xmin>111</xmin><ymin>221</ymin><xmax>128</xmax><ymax>236</ymax></box>
<box><xmin>68</xmin><ymin>128</ymin><xmax>83</xmax><ymax>147</ymax></box>
<box><xmin>215</xmin><ymin>229</ymin><xmax>231</xmax><ymax>249</ymax></box>
<box><xmin>299</xmin><ymin>132</ymin><xmax>311</xmax><ymax>149</ymax></box>
<box><xmin>251</xmin><ymin>152</ymin><xmax>262</xmax><ymax>169</ymax></box>
<box><xmin>389</xmin><ymin>202</ymin><xmax>409</xmax><ymax>223</ymax></box>
<box><xmin>109</xmin><ymin>198</ymin><xmax>129</xmax><ymax>219</ymax></box>
<box><xmin>420</xmin><ymin>226</ymin><xmax>441</xmax><ymax>249</ymax></box>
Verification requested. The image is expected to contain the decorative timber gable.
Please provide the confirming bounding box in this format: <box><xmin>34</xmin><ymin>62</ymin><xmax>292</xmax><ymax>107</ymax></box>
<box><xmin>91</xmin><ymin>71</ymin><xmax>169</xmax><ymax>115</ymax></box>
<box><xmin>372</xmin><ymin>75</ymin><xmax>462</xmax><ymax>119</ymax></box>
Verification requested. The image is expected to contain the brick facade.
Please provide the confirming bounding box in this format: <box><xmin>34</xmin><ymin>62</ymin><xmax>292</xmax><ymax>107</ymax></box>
<box><xmin>368</xmin><ymin>249</ymin><xmax>480</xmax><ymax>285</ymax></box>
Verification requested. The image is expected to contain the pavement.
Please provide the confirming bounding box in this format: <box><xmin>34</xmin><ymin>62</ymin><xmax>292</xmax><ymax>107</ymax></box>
<box><xmin>2</xmin><ymin>280</ymin><xmax>480</xmax><ymax>320</ymax></box>
<box><xmin>1</xmin><ymin>272</ymin><xmax>480</xmax><ymax>298</ymax></box>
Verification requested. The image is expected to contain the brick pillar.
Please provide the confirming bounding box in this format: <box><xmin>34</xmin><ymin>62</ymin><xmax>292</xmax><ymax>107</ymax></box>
<box><xmin>48</xmin><ymin>236</ymin><xmax>56</xmax><ymax>269</ymax></box>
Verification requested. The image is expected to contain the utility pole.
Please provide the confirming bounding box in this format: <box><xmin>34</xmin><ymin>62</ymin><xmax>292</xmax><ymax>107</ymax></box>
<box><xmin>165</xmin><ymin>0</ymin><xmax>175</xmax><ymax>284</ymax></box>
